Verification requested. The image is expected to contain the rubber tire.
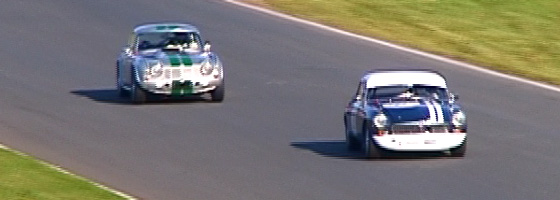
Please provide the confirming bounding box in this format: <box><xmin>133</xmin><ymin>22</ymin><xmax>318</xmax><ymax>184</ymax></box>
<box><xmin>363</xmin><ymin>122</ymin><xmax>383</xmax><ymax>159</ymax></box>
<box><xmin>116</xmin><ymin>63</ymin><xmax>127</xmax><ymax>97</ymax></box>
<box><xmin>345</xmin><ymin>116</ymin><xmax>360</xmax><ymax>151</ymax></box>
<box><xmin>130</xmin><ymin>69</ymin><xmax>147</xmax><ymax>104</ymax></box>
<box><xmin>449</xmin><ymin>138</ymin><xmax>467</xmax><ymax>157</ymax></box>
<box><xmin>210</xmin><ymin>80</ymin><xmax>225</xmax><ymax>102</ymax></box>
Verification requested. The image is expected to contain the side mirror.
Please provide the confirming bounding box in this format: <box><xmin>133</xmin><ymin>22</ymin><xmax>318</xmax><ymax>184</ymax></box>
<box><xmin>355</xmin><ymin>95</ymin><xmax>362</xmax><ymax>101</ymax></box>
<box><xmin>449</xmin><ymin>93</ymin><xmax>459</xmax><ymax>101</ymax></box>
<box><xmin>203</xmin><ymin>41</ymin><xmax>211</xmax><ymax>52</ymax></box>
<box><xmin>122</xmin><ymin>45</ymin><xmax>132</xmax><ymax>55</ymax></box>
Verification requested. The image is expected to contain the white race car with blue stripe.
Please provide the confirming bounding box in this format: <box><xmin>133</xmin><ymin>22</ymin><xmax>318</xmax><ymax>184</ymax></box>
<box><xmin>116</xmin><ymin>22</ymin><xmax>224</xmax><ymax>104</ymax></box>
<box><xmin>344</xmin><ymin>70</ymin><xmax>467</xmax><ymax>158</ymax></box>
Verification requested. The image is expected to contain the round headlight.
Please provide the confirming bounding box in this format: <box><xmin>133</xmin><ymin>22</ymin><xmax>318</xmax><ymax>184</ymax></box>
<box><xmin>200</xmin><ymin>61</ymin><xmax>214</xmax><ymax>75</ymax></box>
<box><xmin>452</xmin><ymin>111</ymin><xmax>466</xmax><ymax>126</ymax></box>
<box><xmin>145</xmin><ymin>62</ymin><xmax>164</xmax><ymax>79</ymax></box>
<box><xmin>373</xmin><ymin>113</ymin><xmax>388</xmax><ymax>128</ymax></box>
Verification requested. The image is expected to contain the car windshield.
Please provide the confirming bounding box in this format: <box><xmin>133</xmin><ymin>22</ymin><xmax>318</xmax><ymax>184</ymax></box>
<box><xmin>367</xmin><ymin>85</ymin><xmax>448</xmax><ymax>100</ymax></box>
<box><xmin>136</xmin><ymin>32</ymin><xmax>202</xmax><ymax>51</ymax></box>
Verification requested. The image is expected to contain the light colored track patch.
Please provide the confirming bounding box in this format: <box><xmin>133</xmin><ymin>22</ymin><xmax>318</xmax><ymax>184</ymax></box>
<box><xmin>225</xmin><ymin>0</ymin><xmax>560</xmax><ymax>93</ymax></box>
<box><xmin>0</xmin><ymin>144</ymin><xmax>137</xmax><ymax>200</ymax></box>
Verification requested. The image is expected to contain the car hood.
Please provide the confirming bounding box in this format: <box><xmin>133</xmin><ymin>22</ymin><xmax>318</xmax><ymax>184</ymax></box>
<box><xmin>379</xmin><ymin>101</ymin><xmax>451</xmax><ymax>124</ymax></box>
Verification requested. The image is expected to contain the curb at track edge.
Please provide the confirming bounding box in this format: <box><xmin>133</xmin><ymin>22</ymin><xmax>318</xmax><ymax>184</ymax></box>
<box><xmin>224</xmin><ymin>0</ymin><xmax>560</xmax><ymax>94</ymax></box>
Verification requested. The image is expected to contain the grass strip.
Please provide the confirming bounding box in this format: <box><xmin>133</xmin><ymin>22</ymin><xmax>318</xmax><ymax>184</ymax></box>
<box><xmin>0</xmin><ymin>146</ymin><xmax>126</xmax><ymax>200</ymax></box>
<box><xmin>256</xmin><ymin>0</ymin><xmax>560</xmax><ymax>84</ymax></box>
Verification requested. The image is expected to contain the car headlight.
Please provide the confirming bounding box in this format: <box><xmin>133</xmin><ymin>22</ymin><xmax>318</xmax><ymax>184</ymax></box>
<box><xmin>373</xmin><ymin>113</ymin><xmax>389</xmax><ymax>128</ymax></box>
<box><xmin>452</xmin><ymin>111</ymin><xmax>466</xmax><ymax>126</ymax></box>
<box><xmin>200</xmin><ymin>61</ymin><xmax>214</xmax><ymax>76</ymax></box>
<box><xmin>144</xmin><ymin>62</ymin><xmax>164</xmax><ymax>80</ymax></box>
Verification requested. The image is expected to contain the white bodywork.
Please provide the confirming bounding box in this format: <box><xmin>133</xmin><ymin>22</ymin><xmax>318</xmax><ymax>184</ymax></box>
<box><xmin>375</xmin><ymin>133</ymin><xmax>466</xmax><ymax>151</ymax></box>
<box><xmin>365</xmin><ymin>71</ymin><xmax>447</xmax><ymax>88</ymax></box>
<box><xmin>136</xmin><ymin>50</ymin><xmax>223</xmax><ymax>95</ymax></box>
<box><xmin>119</xmin><ymin>23</ymin><xmax>224</xmax><ymax>96</ymax></box>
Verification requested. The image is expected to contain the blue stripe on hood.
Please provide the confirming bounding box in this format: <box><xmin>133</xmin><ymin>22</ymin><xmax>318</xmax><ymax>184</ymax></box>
<box><xmin>440</xmin><ymin>101</ymin><xmax>452</xmax><ymax>122</ymax></box>
<box><xmin>381</xmin><ymin>102</ymin><xmax>430</xmax><ymax>123</ymax></box>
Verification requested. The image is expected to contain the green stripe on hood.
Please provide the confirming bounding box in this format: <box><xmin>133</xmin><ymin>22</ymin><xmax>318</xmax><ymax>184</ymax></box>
<box><xmin>169</xmin><ymin>54</ymin><xmax>181</xmax><ymax>67</ymax></box>
<box><xmin>180</xmin><ymin>55</ymin><xmax>193</xmax><ymax>66</ymax></box>
<box><xmin>168</xmin><ymin>54</ymin><xmax>193</xmax><ymax>67</ymax></box>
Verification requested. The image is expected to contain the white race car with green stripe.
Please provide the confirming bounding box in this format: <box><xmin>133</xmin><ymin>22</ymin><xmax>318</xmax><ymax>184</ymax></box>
<box><xmin>116</xmin><ymin>22</ymin><xmax>224</xmax><ymax>103</ymax></box>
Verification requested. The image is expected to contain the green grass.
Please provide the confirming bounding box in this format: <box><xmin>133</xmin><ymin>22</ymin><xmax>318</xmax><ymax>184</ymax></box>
<box><xmin>0</xmin><ymin>147</ymin><xmax>126</xmax><ymax>200</ymax></box>
<box><xmin>259</xmin><ymin>0</ymin><xmax>560</xmax><ymax>84</ymax></box>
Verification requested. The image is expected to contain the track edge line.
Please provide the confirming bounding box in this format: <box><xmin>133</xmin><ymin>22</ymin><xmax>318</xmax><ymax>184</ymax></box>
<box><xmin>0</xmin><ymin>144</ymin><xmax>138</xmax><ymax>200</ymax></box>
<box><xmin>224</xmin><ymin>0</ymin><xmax>560</xmax><ymax>93</ymax></box>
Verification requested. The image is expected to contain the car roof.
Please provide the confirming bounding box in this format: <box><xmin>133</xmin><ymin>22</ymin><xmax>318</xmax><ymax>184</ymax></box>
<box><xmin>133</xmin><ymin>23</ymin><xmax>200</xmax><ymax>34</ymax></box>
<box><xmin>363</xmin><ymin>70</ymin><xmax>447</xmax><ymax>88</ymax></box>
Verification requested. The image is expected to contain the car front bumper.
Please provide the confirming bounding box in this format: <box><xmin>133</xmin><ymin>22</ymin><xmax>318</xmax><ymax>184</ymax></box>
<box><xmin>140</xmin><ymin>77</ymin><xmax>222</xmax><ymax>95</ymax></box>
<box><xmin>374</xmin><ymin>133</ymin><xmax>466</xmax><ymax>151</ymax></box>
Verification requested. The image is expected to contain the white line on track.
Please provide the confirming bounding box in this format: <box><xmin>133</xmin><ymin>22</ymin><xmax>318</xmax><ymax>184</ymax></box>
<box><xmin>225</xmin><ymin>0</ymin><xmax>560</xmax><ymax>93</ymax></box>
<box><xmin>0</xmin><ymin>144</ymin><xmax>137</xmax><ymax>200</ymax></box>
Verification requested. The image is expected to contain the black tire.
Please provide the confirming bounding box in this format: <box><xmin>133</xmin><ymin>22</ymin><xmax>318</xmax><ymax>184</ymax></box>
<box><xmin>116</xmin><ymin>63</ymin><xmax>127</xmax><ymax>97</ymax></box>
<box><xmin>210</xmin><ymin>80</ymin><xmax>225</xmax><ymax>102</ymax></box>
<box><xmin>345</xmin><ymin>116</ymin><xmax>360</xmax><ymax>151</ymax></box>
<box><xmin>449</xmin><ymin>138</ymin><xmax>467</xmax><ymax>157</ymax></box>
<box><xmin>362</xmin><ymin>121</ymin><xmax>383</xmax><ymax>159</ymax></box>
<box><xmin>130</xmin><ymin>69</ymin><xmax>147</xmax><ymax>104</ymax></box>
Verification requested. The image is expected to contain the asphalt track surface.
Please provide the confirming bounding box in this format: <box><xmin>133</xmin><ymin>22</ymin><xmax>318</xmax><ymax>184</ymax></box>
<box><xmin>1</xmin><ymin>0</ymin><xmax>560</xmax><ymax>199</ymax></box>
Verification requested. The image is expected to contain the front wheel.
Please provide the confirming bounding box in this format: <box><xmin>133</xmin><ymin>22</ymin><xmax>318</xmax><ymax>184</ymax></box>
<box><xmin>130</xmin><ymin>69</ymin><xmax>147</xmax><ymax>104</ymax></box>
<box><xmin>362</xmin><ymin>122</ymin><xmax>383</xmax><ymax>158</ymax></box>
<box><xmin>345</xmin><ymin>116</ymin><xmax>360</xmax><ymax>151</ymax></box>
<box><xmin>116</xmin><ymin>63</ymin><xmax>127</xmax><ymax>97</ymax></box>
<box><xmin>210</xmin><ymin>81</ymin><xmax>225</xmax><ymax>102</ymax></box>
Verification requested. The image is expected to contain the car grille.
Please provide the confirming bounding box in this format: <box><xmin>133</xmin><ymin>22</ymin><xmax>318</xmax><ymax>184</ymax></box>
<box><xmin>391</xmin><ymin>124</ymin><xmax>449</xmax><ymax>134</ymax></box>
<box><xmin>164</xmin><ymin>68</ymin><xmax>193</xmax><ymax>79</ymax></box>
